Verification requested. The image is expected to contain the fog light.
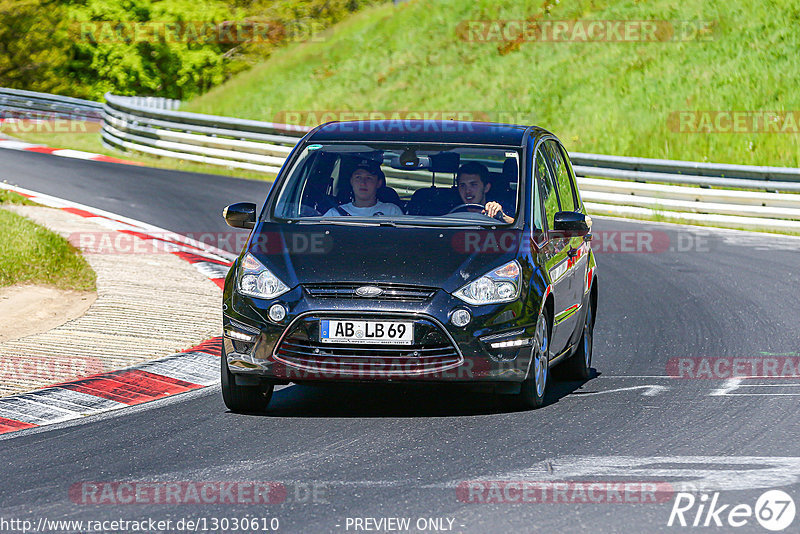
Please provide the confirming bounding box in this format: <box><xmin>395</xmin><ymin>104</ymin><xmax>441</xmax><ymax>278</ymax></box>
<box><xmin>450</xmin><ymin>308</ymin><xmax>471</xmax><ymax>327</ymax></box>
<box><xmin>225</xmin><ymin>328</ymin><xmax>256</xmax><ymax>343</ymax></box>
<box><xmin>489</xmin><ymin>338</ymin><xmax>531</xmax><ymax>349</ymax></box>
<box><xmin>269</xmin><ymin>303</ymin><xmax>287</xmax><ymax>322</ymax></box>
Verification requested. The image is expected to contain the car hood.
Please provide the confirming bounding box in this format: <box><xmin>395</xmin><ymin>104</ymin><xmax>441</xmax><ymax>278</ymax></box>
<box><xmin>247</xmin><ymin>222</ymin><xmax>522</xmax><ymax>293</ymax></box>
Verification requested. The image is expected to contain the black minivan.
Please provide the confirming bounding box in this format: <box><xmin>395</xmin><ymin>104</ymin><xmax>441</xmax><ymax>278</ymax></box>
<box><xmin>221</xmin><ymin>120</ymin><xmax>597</xmax><ymax>412</ymax></box>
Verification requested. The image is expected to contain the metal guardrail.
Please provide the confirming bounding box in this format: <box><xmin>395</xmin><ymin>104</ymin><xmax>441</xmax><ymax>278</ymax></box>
<box><xmin>0</xmin><ymin>88</ymin><xmax>104</xmax><ymax>121</ymax></box>
<box><xmin>101</xmin><ymin>93</ymin><xmax>305</xmax><ymax>174</ymax></box>
<box><xmin>121</xmin><ymin>96</ymin><xmax>182</xmax><ymax>111</ymax></box>
<box><xmin>571</xmin><ymin>152</ymin><xmax>800</xmax><ymax>183</ymax></box>
<box><xmin>2</xmin><ymin>88</ymin><xmax>800</xmax><ymax>231</ymax></box>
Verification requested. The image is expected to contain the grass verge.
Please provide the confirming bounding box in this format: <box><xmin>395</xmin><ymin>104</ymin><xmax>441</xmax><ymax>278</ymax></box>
<box><xmin>0</xmin><ymin>190</ymin><xmax>37</xmax><ymax>206</ymax></box>
<box><xmin>0</xmin><ymin>203</ymin><xmax>96</xmax><ymax>291</ymax></box>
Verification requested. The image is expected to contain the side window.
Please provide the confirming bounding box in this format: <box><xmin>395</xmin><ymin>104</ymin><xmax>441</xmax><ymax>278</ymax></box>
<box><xmin>559</xmin><ymin>143</ymin><xmax>582</xmax><ymax>210</ymax></box>
<box><xmin>534</xmin><ymin>147</ymin><xmax>558</xmax><ymax>233</ymax></box>
<box><xmin>543</xmin><ymin>140</ymin><xmax>577</xmax><ymax>212</ymax></box>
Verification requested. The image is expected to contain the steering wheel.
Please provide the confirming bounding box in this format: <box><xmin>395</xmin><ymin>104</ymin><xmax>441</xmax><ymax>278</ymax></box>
<box><xmin>447</xmin><ymin>203</ymin><xmax>506</xmax><ymax>221</ymax></box>
<box><xmin>447</xmin><ymin>203</ymin><xmax>486</xmax><ymax>215</ymax></box>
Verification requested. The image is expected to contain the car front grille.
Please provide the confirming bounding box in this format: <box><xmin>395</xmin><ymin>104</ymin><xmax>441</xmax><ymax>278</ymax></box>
<box><xmin>273</xmin><ymin>313</ymin><xmax>462</xmax><ymax>377</ymax></box>
<box><xmin>303</xmin><ymin>283</ymin><xmax>437</xmax><ymax>302</ymax></box>
<box><xmin>276</xmin><ymin>339</ymin><xmax>460</xmax><ymax>376</ymax></box>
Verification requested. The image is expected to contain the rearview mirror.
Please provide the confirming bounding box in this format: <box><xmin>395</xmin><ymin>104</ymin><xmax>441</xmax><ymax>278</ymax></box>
<box><xmin>223</xmin><ymin>202</ymin><xmax>256</xmax><ymax>229</ymax></box>
<box><xmin>552</xmin><ymin>211</ymin><xmax>591</xmax><ymax>238</ymax></box>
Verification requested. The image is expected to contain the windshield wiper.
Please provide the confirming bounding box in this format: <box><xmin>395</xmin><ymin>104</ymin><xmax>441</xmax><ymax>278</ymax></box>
<box><xmin>294</xmin><ymin>217</ymin><xmax>497</xmax><ymax>228</ymax></box>
<box><xmin>390</xmin><ymin>218</ymin><xmax>492</xmax><ymax>228</ymax></box>
<box><xmin>296</xmin><ymin>218</ymin><xmax>381</xmax><ymax>227</ymax></box>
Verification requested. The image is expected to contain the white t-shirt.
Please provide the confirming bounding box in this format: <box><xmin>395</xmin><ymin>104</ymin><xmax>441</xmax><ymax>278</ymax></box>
<box><xmin>324</xmin><ymin>201</ymin><xmax>403</xmax><ymax>217</ymax></box>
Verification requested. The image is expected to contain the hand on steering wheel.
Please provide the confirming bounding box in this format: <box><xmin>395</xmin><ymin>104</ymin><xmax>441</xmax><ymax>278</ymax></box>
<box><xmin>483</xmin><ymin>201</ymin><xmax>507</xmax><ymax>221</ymax></box>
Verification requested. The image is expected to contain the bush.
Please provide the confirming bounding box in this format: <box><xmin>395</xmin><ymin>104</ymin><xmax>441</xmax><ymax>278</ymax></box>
<box><xmin>0</xmin><ymin>0</ymin><xmax>383</xmax><ymax>100</ymax></box>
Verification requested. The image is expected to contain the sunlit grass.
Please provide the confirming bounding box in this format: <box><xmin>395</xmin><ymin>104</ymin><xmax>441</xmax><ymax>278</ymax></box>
<box><xmin>0</xmin><ymin>208</ymin><xmax>96</xmax><ymax>290</ymax></box>
<box><xmin>185</xmin><ymin>0</ymin><xmax>800</xmax><ymax>168</ymax></box>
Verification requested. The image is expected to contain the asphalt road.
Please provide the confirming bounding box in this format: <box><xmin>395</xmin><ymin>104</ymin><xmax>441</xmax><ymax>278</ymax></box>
<box><xmin>1</xmin><ymin>149</ymin><xmax>268</xmax><ymax>233</ymax></box>
<box><xmin>2</xmin><ymin>149</ymin><xmax>800</xmax><ymax>533</ymax></box>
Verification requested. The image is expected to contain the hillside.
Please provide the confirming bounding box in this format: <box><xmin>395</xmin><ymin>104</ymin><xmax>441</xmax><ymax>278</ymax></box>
<box><xmin>184</xmin><ymin>0</ymin><xmax>800</xmax><ymax>167</ymax></box>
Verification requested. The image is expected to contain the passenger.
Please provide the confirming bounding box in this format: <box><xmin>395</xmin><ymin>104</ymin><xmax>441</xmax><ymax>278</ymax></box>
<box><xmin>455</xmin><ymin>162</ymin><xmax>514</xmax><ymax>223</ymax></box>
<box><xmin>324</xmin><ymin>161</ymin><xmax>404</xmax><ymax>217</ymax></box>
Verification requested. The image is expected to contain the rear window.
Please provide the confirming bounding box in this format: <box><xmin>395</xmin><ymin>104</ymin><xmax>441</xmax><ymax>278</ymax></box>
<box><xmin>272</xmin><ymin>143</ymin><xmax>520</xmax><ymax>226</ymax></box>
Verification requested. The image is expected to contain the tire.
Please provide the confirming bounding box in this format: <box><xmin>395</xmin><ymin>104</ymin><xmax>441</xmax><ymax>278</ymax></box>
<box><xmin>560</xmin><ymin>299</ymin><xmax>594</xmax><ymax>381</ymax></box>
<box><xmin>512</xmin><ymin>311</ymin><xmax>550</xmax><ymax>409</ymax></box>
<box><xmin>221</xmin><ymin>352</ymin><xmax>273</xmax><ymax>413</ymax></box>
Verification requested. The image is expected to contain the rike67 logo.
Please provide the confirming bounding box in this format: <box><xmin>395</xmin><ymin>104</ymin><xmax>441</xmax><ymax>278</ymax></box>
<box><xmin>668</xmin><ymin>490</ymin><xmax>796</xmax><ymax>531</ymax></box>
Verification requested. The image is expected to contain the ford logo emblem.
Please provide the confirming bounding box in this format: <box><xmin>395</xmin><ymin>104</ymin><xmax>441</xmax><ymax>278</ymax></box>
<box><xmin>355</xmin><ymin>286</ymin><xmax>383</xmax><ymax>297</ymax></box>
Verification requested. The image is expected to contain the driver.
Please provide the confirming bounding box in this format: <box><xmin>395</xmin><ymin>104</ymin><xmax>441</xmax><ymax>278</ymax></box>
<box><xmin>455</xmin><ymin>162</ymin><xmax>514</xmax><ymax>223</ymax></box>
<box><xmin>324</xmin><ymin>160</ymin><xmax>403</xmax><ymax>217</ymax></box>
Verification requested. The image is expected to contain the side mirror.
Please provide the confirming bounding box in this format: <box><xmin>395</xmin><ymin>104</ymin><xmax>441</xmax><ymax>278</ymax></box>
<box><xmin>552</xmin><ymin>211</ymin><xmax>591</xmax><ymax>238</ymax></box>
<box><xmin>223</xmin><ymin>202</ymin><xmax>256</xmax><ymax>229</ymax></box>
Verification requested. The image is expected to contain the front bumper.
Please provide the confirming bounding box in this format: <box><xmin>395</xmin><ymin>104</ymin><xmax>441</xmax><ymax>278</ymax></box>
<box><xmin>223</xmin><ymin>283</ymin><xmax>536</xmax><ymax>383</ymax></box>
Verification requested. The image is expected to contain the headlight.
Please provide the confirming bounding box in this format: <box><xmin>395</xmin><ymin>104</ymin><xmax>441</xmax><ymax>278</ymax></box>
<box><xmin>237</xmin><ymin>252</ymin><xmax>290</xmax><ymax>299</ymax></box>
<box><xmin>453</xmin><ymin>260</ymin><xmax>521</xmax><ymax>305</ymax></box>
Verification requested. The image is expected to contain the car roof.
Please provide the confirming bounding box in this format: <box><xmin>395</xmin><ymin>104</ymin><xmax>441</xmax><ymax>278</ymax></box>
<box><xmin>306</xmin><ymin>120</ymin><xmax>553</xmax><ymax>147</ymax></box>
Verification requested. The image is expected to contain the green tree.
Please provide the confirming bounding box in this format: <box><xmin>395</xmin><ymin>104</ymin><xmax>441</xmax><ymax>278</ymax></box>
<box><xmin>0</xmin><ymin>0</ymin><xmax>73</xmax><ymax>94</ymax></box>
<box><xmin>0</xmin><ymin>0</ymin><xmax>384</xmax><ymax>99</ymax></box>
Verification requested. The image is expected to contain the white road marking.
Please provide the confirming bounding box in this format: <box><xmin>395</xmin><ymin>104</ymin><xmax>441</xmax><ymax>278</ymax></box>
<box><xmin>50</xmin><ymin>149</ymin><xmax>99</xmax><ymax>160</ymax></box>
<box><xmin>253</xmin><ymin>456</ymin><xmax>800</xmax><ymax>494</ymax></box>
<box><xmin>734</xmin><ymin>384</ymin><xmax>800</xmax><ymax>387</ymax></box>
<box><xmin>709</xmin><ymin>378</ymin><xmax>800</xmax><ymax>396</ymax></box>
<box><xmin>437</xmin><ymin>456</ymin><xmax>800</xmax><ymax>492</ymax></box>
<box><xmin>0</xmin><ymin>140</ymin><xmax>41</xmax><ymax>150</ymax></box>
<box><xmin>709</xmin><ymin>378</ymin><xmax>743</xmax><ymax>396</ymax></box>
<box><xmin>595</xmin><ymin>375</ymin><xmax>675</xmax><ymax>379</ymax></box>
<box><xmin>571</xmin><ymin>385</ymin><xmax>669</xmax><ymax>397</ymax></box>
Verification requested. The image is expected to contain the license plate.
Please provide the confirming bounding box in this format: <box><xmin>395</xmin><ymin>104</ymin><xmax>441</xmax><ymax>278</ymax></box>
<box><xmin>320</xmin><ymin>320</ymin><xmax>414</xmax><ymax>345</ymax></box>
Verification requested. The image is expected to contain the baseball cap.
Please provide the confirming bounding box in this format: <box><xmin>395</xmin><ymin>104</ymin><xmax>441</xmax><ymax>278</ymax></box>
<box><xmin>352</xmin><ymin>158</ymin><xmax>385</xmax><ymax>180</ymax></box>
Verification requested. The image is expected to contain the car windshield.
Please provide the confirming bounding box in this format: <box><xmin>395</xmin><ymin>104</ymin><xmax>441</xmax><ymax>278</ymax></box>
<box><xmin>272</xmin><ymin>143</ymin><xmax>520</xmax><ymax>226</ymax></box>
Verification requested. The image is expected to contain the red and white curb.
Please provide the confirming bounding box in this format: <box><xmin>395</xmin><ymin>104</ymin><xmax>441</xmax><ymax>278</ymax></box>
<box><xmin>0</xmin><ymin>184</ymin><xmax>241</xmax><ymax>435</ymax></box>
<box><xmin>0</xmin><ymin>338</ymin><xmax>222</xmax><ymax>434</ymax></box>
<box><xmin>0</xmin><ymin>137</ymin><xmax>139</xmax><ymax>165</ymax></box>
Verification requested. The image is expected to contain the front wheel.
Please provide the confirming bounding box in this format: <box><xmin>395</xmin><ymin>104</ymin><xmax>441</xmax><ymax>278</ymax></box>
<box><xmin>221</xmin><ymin>353</ymin><xmax>273</xmax><ymax>413</ymax></box>
<box><xmin>512</xmin><ymin>311</ymin><xmax>550</xmax><ymax>409</ymax></box>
